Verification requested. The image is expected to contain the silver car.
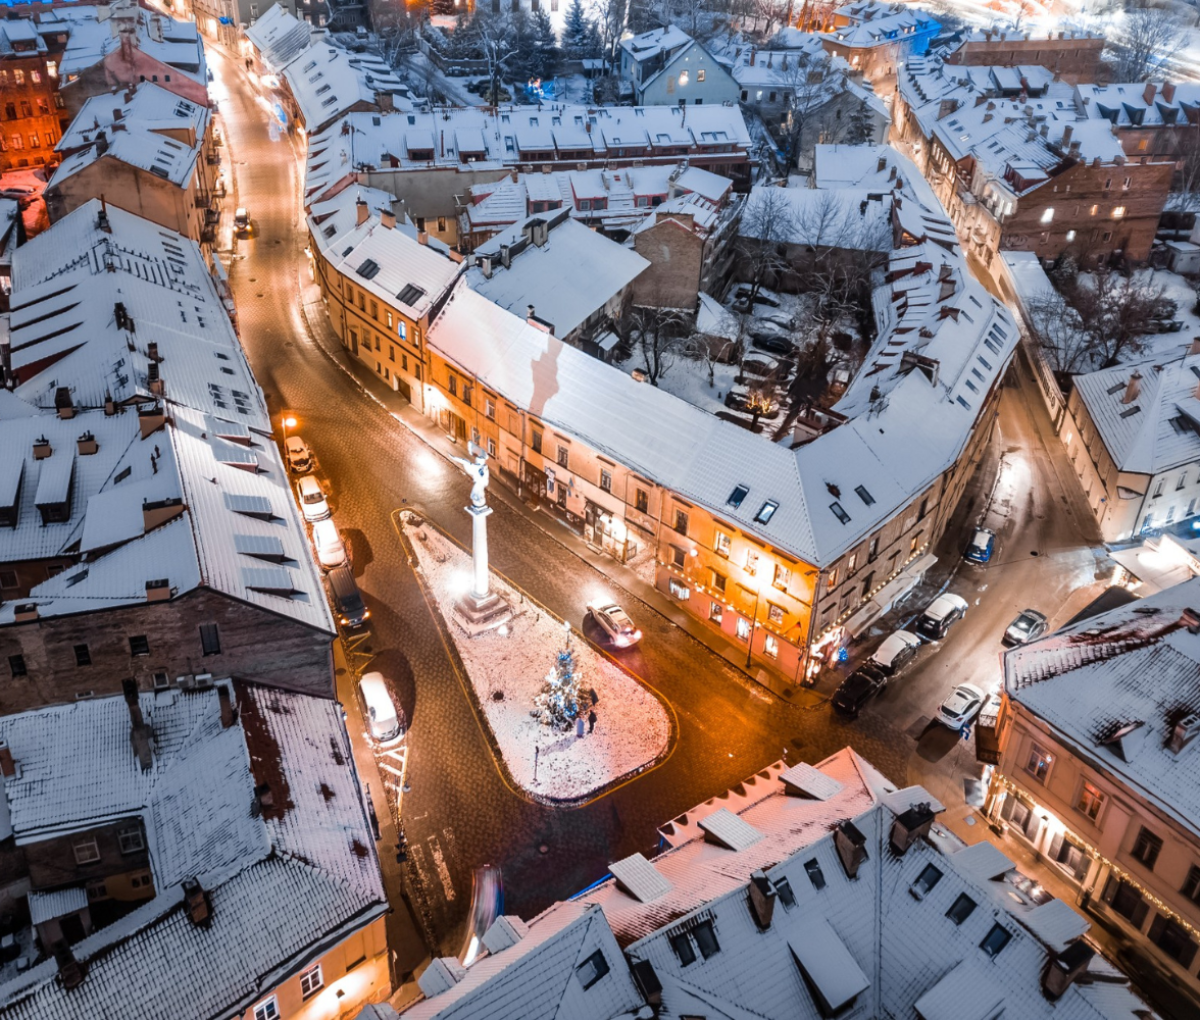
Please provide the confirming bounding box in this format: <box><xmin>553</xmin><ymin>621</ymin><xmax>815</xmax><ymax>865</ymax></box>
<box><xmin>587</xmin><ymin>599</ymin><xmax>642</xmax><ymax>648</ymax></box>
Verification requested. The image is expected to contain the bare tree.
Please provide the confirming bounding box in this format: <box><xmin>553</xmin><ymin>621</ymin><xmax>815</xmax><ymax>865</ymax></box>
<box><xmin>1025</xmin><ymin>291</ymin><xmax>1094</xmax><ymax>375</ymax></box>
<box><xmin>737</xmin><ymin>186</ymin><xmax>798</xmax><ymax>307</ymax></box>
<box><xmin>589</xmin><ymin>0</ymin><xmax>627</xmax><ymax>74</ymax></box>
<box><xmin>628</xmin><ymin>305</ymin><xmax>688</xmax><ymax>385</ymax></box>
<box><xmin>1173</xmin><ymin>120</ymin><xmax>1200</xmax><ymax>212</ymax></box>
<box><xmin>1110</xmin><ymin>5</ymin><xmax>1184</xmax><ymax>82</ymax></box>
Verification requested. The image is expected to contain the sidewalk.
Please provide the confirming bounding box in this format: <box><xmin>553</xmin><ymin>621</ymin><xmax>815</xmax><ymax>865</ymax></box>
<box><xmin>296</xmin><ymin>277</ymin><xmax>816</xmax><ymax>708</ymax></box>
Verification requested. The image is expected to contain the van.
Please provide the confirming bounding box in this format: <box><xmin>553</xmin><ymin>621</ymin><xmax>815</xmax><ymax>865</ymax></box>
<box><xmin>328</xmin><ymin>565</ymin><xmax>369</xmax><ymax>628</ymax></box>
<box><xmin>296</xmin><ymin>474</ymin><xmax>330</xmax><ymax>522</ymax></box>
<box><xmin>359</xmin><ymin>671</ymin><xmax>400</xmax><ymax>741</ymax></box>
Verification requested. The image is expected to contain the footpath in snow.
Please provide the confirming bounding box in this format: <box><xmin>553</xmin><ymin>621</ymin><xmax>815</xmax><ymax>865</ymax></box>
<box><xmin>401</xmin><ymin>513</ymin><xmax>672</xmax><ymax>802</ymax></box>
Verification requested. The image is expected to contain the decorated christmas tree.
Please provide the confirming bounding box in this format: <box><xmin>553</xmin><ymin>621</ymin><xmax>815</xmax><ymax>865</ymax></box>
<box><xmin>534</xmin><ymin>640</ymin><xmax>587</xmax><ymax>731</ymax></box>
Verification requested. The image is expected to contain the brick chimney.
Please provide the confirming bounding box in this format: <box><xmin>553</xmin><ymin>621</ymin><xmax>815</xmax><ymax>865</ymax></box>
<box><xmin>13</xmin><ymin>604</ymin><xmax>37</xmax><ymax>623</ymax></box>
<box><xmin>890</xmin><ymin>801</ymin><xmax>937</xmax><ymax>854</ymax></box>
<box><xmin>1122</xmin><ymin>370</ymin><xmax>1142</xmax><ymax>404</ymax></box>
<box><xmin>0</xmin><ymin>742</ymin><xmax>16</xmax><ymax>779</ymax></box>
<box><xmin>32</xmin><ymin>436</ymin><xmax>51</xmax><ymax>460</ymax></box>
<box><xmin>1144</xmin><ymin>82</ymin><xmax>1157</xmax><ymax>106</ymax></box>
<box><xmin>218</xmin><ymin>684</ymin><xmax>236</xmax><ymax>728</ymax></box>
<box><xmin>356</xmin><ymin>198</ymin><xmax>369</xmax><ymax>225</ymax></box>
<box><xmin>138</xmin><ymin>404</ymin><xmax>166</xmax><ymax>438</ymax></box>
<box><xmin>1060</xmin><ymin>124</ymin><xmax>1072</xmax><ymax>150</ymax></box>
<box><xmin>834</xmin><ymin>820</ymin><xmax>868</xmax><ymax>879</ymax></box>
<box><xmin>77</xmin><ymin>432</ymin><xmax>98</xmax><ymax>456</ymax></box>
<box><xmin>182</xmin><ymin>878</ymin><xmax>213</xmax><ymax>927</ymax></box>
<box><xmin>380</xmin><ymin>208</ymin><xmax>396</xmax><ymax>229</ymax></box>
<box><xmin>1163</xmin><ymin>81</ymin><xmax>1177</xmax><ymax>104</ymax></box>
<box><xmin>748</xmin><ymin>870</ymin><xmax>777</xmax><ymax>929</ymax></box>
<box><xmin>1043</xmin><ymin>941</ymin><xmax>1094</xmax><ymax>1000</ymax></box>
<box><xmin>143</xmin><ymin>497</ymin><xmax>183</xmax><ymax>533</ymax></box>
<box><xmin>123</xmin><ymin>678</ymin><xmax>153</xmax><ymax>772</ymax></box>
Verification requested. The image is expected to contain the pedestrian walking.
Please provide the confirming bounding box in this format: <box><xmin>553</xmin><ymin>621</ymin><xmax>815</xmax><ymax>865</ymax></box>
<box><xmin>575</xmin><ymin>716</ymin><xmax>585</xmax><ymax>738</ymax></box>
<box><xmin>588</xmin><ymin>709</ymin><xmax>597</xmax><ymax>734</ymax></box>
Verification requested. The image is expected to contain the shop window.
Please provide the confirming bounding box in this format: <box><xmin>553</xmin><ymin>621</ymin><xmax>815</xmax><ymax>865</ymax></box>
<box><xmin>764</xmin><ymin>634</ymin><xmax>778</xmax><ymax>658</ymax></box>
<box><xmin>736</xmin><ymin>617</ymin><xmax>751</xmax><ymax>642</ymax></box>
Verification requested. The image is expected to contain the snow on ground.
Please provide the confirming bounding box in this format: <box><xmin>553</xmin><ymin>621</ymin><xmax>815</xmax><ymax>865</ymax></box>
<box><xmin>405</xmin><ymin>517</ymin><xmax>671</xmax><ymax>802</ymax></box>
<box><xmin>1136</xmin><ymin>267</ymin><xmax>1200</xmax><ymax>360</ymax></box>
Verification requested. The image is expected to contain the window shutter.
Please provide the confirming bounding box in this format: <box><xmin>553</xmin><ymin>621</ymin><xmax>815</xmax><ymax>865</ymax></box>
<box><xmin>1101</xmin><ymin>875</ymin><xmax>1118</xmax><ymax>904</ymax></box>
<box><xmin>1131</xmin><ymin>898</ymin><xmax>1151</xmax><ymax>930</ymax></box>
<box><xmin>1148</xmin><ymin>913</ymin><xmax>1166</xmax><ymax>944</ymax></box>
<box><xmin>1178</xmin><ymin>936</ymin><xmax>1198</xmax><ymax>970</ymax></box>
<box><xmin>1024</xmin><ymin>814</ymin><xmax>1043</xmax><ymax>844</ymax></box>
<box><xmin>1000</xmin><ymin>795</ymin><xmax>1017</xmax><ymax>822</ymax></box>
<box><xmin>1048</xmin><ymin>832</ymin><xmax>1065</xmax><ymax>862</ymax></box>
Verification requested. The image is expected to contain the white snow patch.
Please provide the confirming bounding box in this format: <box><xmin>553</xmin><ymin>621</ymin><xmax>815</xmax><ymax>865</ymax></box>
<box><xmin>407</xmin><ymin>521</ymin><xmax>670</xmax><ymax>801</ymax></box>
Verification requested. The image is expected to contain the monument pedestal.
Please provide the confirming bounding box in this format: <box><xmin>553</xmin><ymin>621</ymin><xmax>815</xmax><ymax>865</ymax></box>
<box><xmin>450</xmin><ymin>499</ymin><xmax>513</xmax><ymax>637</ymax></box>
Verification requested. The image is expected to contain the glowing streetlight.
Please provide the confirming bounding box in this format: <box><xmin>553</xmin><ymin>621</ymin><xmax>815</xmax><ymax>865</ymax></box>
<box><xmin>281</xmin><ymin>413</ymin><xmax>297</xmax><ymax>443</ymax></box>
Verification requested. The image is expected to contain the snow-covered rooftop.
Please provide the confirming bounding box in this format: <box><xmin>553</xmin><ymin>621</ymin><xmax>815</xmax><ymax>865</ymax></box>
<box><xmin>49</xmin><ymin>117</ymin><xmax>202</xmax><ymax>191</ymax></box>
<box><xmin>1005</xmin><ymin>576</ymin><xmax>1200</xmax><ymax>838</ymax></box>
<box><xmin>1077</xmin><ymin>80</ymin><xmax>1200</xmax><ymax>131</ymax></box>
<box><xmin>53</xmin><ymin>2</ymin><xmax>205</xmax><ymax>84</ymax></box>
<box><xmin>243</xmin><ymin>2</ymin><xmax>312</xmax><ymax>72</ymax></box>
<box><xmin>56</xmin><ymin>81</ymin><xmax>208</xmax><ymax>155</ymax></box>
<box><xmin>620</xmin><ymin>25</ymin><xmax>693</xmax><ymax>64</ymax></box>
<box><xmin>821</xmin><ymin>0</ymin><xmax>938</xmax><ymax>49</ymax></box>
<box><xmin>465</xmin><ymin>211</ymin><xmax>649</xmax><ymax>339</ymax></box>
<box><xmin>0</xmin><ymin>682</ymin><xmax>386</xmax><ymax>1019</ymax></box>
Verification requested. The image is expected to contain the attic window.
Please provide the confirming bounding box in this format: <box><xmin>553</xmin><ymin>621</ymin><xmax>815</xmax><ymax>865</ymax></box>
<box><xmin>1120</xmin><ymin>406</ymin><xmax>1141</xmax><ymax>418</ymax></box>
<box><xmin>946</xmin><ymin>893</ymin><xmax>976</xmax><ymax>925</ymax></box>
<box><xmin>692</xmin><ymin>920</ymin><xmax>720</xmax><ymax>959</ymax></box>
<box><xmin>669</xmin><ymin>932</ymin><xmax>696</xmax><ymax>966</ymax></box>
<box><xmin>854</xmin><ymin>485</ymin><xmax>874</xmax><ymax>506</ymax></box>
<box><xmin>397</xmin><ymin>283</ymin><xmax>426</xmax><ymax>306</ymax></box>
<box><xmin>576</xmin><ymin>950</ymin><xmax>610</xmax><ymax>990</ymax></box>
<box><xmin>910</xmin><ymin>864</ymin><xmax>943</xmax><ymax>899</ymax></box>
<box><xmin>830</xmin><ymin>502</ymin><xmax>850</xmax><ymax>525</ymax></box>
<box><xmin>357</xmin><ymin>258</ymin><xmax>381</xmax><ymax>280</ymax></box>
<box><xmin>776</xmin><ymin>877</ymin><xmax>796</xmax><ymax>908</ymax></box>
<box><xmin>979</xmin><ymin>924</ymin><xmax>1012</xmax><ymax>958</ymax></box>
<box><xmin>804</xmin><ymin>859</ymin><xmax>826</xmax><ymax>890</ymax></box>
<box><xmin>754</xmin><ymin>501</ymin><xmax>778</xmax><ymax>524</ymax></box>
<box><xmin>1106</xmin><ymin>381</ymin><xmax>1125</xmax><ymax>395</ymax></box>
<box><xmin>727</xmin><ymin>484</ymin><xmax>749</xmax><ymax>508</ymax></box>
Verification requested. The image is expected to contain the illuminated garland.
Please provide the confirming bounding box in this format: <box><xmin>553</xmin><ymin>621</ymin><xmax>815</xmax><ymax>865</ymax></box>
<box><xmin>992</xmin><ymin>774</ymin><xmax>1200</xmax><ymax>940</ymax></box>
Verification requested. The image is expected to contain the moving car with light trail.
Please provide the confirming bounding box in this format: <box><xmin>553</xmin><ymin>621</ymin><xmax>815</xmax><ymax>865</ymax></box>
<box><xmin>587</xmin><ymin>599</ymin><xmax>642</xmax><ymax>647</ymax></box>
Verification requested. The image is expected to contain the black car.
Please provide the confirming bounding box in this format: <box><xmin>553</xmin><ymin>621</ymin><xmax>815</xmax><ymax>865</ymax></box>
<box><xmin>751</xmin><ymin>334</ymin><xmax>794</xmax><ymax>355</ymax></box>
<box><xmin>832</xmin><ymin>664</ymin><xmax>889</xmax><ymax>716</ymax></box>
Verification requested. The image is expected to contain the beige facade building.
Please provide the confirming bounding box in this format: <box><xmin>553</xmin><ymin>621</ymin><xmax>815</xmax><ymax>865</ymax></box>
<box><xmin>987</xmin><ymin>579</ymin><xmax>1200</xmax><ymax>1012</ymax></box>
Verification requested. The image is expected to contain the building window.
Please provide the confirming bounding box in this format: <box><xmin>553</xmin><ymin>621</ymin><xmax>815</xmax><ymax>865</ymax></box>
<box><xmin>671</xmin><ymin>546</ymin><xmax>686</xmax><ymax>568</ymax></box>
<box><xmin>714</xmin><ymin>531</ymin><xmax>731</xmax><ymax>557</ymax></box>
<box><xmin>557</xmin><ymin>445</ymin><xmax>569</xmax><ymax>469</ymax></box>
<box><xmin>674</xmin><ymin>509</ymin><xmax>689</xmax><ymax>535</ymax></box>
<box><xmin>1024</xmin><ymin>743</ymin><xmax>1052</xmax><ymax>784</ymax></box>
<box><xmin>979</xmin><ymin>924</ymin><xmax>1012</xmax><ymax>958</ymax></box>
<box><xmin>711</xmin><ymin>570</ymin><xmax>726</xmax><ymax>593</ymax></box>
<box><xmin>531</xmin><ymin>430</ymin><xmax>543</xmax><ymax>454</ymax></box>
<box><xmin>0</xmin><ymin>570</ymin><xmax>16</xmax><ymax>590</ymax></box>
<box><xmin>669</xmin><ymin>931</ymin><xmax>696</xmax><ymax>966</ymax></box>
<box><xmin>847</xmin><ymin>553</ymin><xmax>857</xmax><ymax>574</ymax></box>
<box><xmin>710</xmin><ymin>601</ymin><xmax>723</xmax><ymax>622</ymax></box>
<box><xmin>679</xmin><ymin>70</ymin><xmax>689</xmax><ymax>86</ymax></box>
<box><xmin>254</xmin><ymin>998</ymin><xmax>281</xmax><ymax>1020</ymax></box>
<box><xmin>129</xmin><ymin>635</ymin><xmax>150</xmax><ymax>657</ymax></box>
<box><xmin>600</xmin><ymin>469</ymin><xmax>612</xmax><ymax>492</ymax></box>
<box><xmin>745</xmin><ymin>550</ymin><xmax>758</xmax><ymax>576</ymax></box>
<box><xmin>773</xmin><ymin>563</ymin><xmax>790</xmax><ymax>590</ymax></box>
<box><xmin>1149</xmin><ymin>914</ymin><xmax>1199</xmax><ymax>967</ymax></box>
<box><xmin>1181</xmin><ymin>865</ymin><xmax>1200</xmax><ymax>905</ymax></box>
<box><xmin>697</xmin><ymin>69</ymin><xmax>706</xmax><ymax>81</ymax></box>
<box><xmin>448</xmin><ymin>375</ymin><xmax>458</xmax><ymax>397</ymax></box>
<box><xmin>946</xmin><ymin>893</ymin><xmax>976</xmax><ymax>925</ymax></box>
<box><xmin>635</xmin><ymin>488</ymin><xmax>648</xmax><ymax>513</ymax></box>
<box><xmin>868</xmin><ymin>536</ymin><xmax>879</xmax><ymax>560</ymax></box>
<box><xmin>668</xmin><ymin>578</ymin><xmax>689</xmax><ymax>600</ymax></box>
<box><xmin>1066</xmin><ymin>230</ymin><xmax>1077</xmax><ymax>242</ymax></box>
<box><xmin>827</xmin><ymin>568</ymin><xmax>838</xmax><ymax>589</ymax></box>
<box><xmin>118</xmin><ymin>826</ymin><xmax>145</xmax><ymax>854</ymax></box>
<box><xmin>767</xmin><ymin>603</ymin><xmax>784</xmax><ymax>625</ymax></box>
<box><xmin>487</xmin><ymin>437</ymin><xmax>497</xmax><ymax>457</ymax></box>
<box><xmin>692</xmin><ymin>920</ymin><xmax>720</xmax><ymax>958</ymax></box>
<box><xmin>8</xmin><ymin>655</ymin><xmax>27</xmax><ymax>678</ymax></box>
<box><xmin>73</xmin><ymin>838</ymin><xmax>101</xmax><ymax>865</ymax></box>
<box><xmin>199</xmin><ymin>623</ymin><xmax>221</xmax><ymax>656</ymax></box>
<box><xmin>485</xmin><ymin>398</ymin><xmax>496</xmax><ymax>420</ymax></box>
<box><xmin>1112</xmin><ymin>206</ymin><xmax>1126</xmax><ymax>219</ymax></box>
<box><xmin>1076</xmin><ymin>781</ymin><xmax>1105</xmax><ymax>821</ymax></box>
<box><xmin>736</xmin><ymin>617</ymin><xmax>751</xmax><ymax>642</ymax></box>
<box><xmin>1040</xmin><ymin>208</ymin><xmax>1054</xmax><ymax>224</ymax></box>
<box><xmin>764</xmin><ymin>634</ymin><xmax>778</xmax><ymax>658</ymax></box>
<box><xmin>576</xmin><ymin>949</ymin><xmax>610</xmax><ymax>990</ymax></box>
<box><xmin>74</xmin><ymin>644</ymin><xmax>91</xmax><ymax>667</ymax></box>
<box><xmin>299</xmin><ymin>964</ymin><xmax>324</xmax><ymax>999</ymax></box>
<box><xmin>1132</xmin><ymin>827</ymin><xmax>1163</xmax><ymax>870</ymax></box>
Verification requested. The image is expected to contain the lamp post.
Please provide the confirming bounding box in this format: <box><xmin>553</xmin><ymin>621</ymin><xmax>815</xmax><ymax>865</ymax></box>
<box><xmin>281</xmin><ymin>412</ymin><xmax>297</xmax><ymax>443</ymax></box>
<box><xmin>745</xmin><ymin>582</ymin><xmax>761</xmax><ymax>670</ymax></box>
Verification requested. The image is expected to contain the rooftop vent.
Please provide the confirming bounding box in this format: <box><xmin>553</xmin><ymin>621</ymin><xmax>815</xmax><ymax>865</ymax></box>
<box><xmin>182</xmin><ymin>878</ymin><xmax>212</xmax><ymax>928</ymax></box>
<box><xmin>1168</xmin><ymin>713</ymin><xmax>1200</xmax><ymax>755</ymax></box>
<box><xmin>418</xmin><ymin>958</ymin><xmax>467</xmax><ymax>998</ymax></box>
<box><xmin>1042</xmin><ymin>941</ymin><xmax>1094</xmax><ymax>1000</ymax></box>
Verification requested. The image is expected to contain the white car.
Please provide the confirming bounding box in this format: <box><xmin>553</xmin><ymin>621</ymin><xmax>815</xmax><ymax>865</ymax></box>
<box><xmin>915</xmin><ymin>593</ymin><xmax>969</xmax><ymax>642</ymax></box>
<box><xmin>296</xmin><ymin>474</ymin><xmax>330</xmax><ymax>522</ymax></box>
<box><xmin>868</xmin><ymin>630</ymin><xmax>921</xmax><ymax>675</ymax></box>
<box><xmin>587</xmin><ymin>599</ymin><xmax>642</xmax><ymax>647</ymax></box>
<box><xmin>285</xmin><ymin>435</ymin><xmax>312</xmax><ymax>473</ymax></box>
<box><xmin>311</xmin><ymin>518</ymin><xmax>348</xmax><ymax>570</ymax></box>
<box><xmin>937</xmin><ymin>683</ymin><xmax>987</xmax><ymax>729</ymax></box>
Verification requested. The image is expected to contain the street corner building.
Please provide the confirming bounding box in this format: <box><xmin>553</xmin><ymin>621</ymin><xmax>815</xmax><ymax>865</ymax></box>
<box><xmin>987</xmin><ymin>575</ymin><xmax>1200</xmax><ymax>1013</ymax></box>
<box><xmin>367</xmin><ymin>749</ymin><xmax>1153</xmax><ymax>1020</ymax></box>
<box><xmin>0</xmin><ymin>679</ymin><xmax>390</xmax><ymax>1020</ymax></box>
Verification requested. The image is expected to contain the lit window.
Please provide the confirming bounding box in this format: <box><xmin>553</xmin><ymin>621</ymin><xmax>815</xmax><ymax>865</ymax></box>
<box><xmin>1089</xmin><ymin>204</ymin><xmax>1098</xmax><ymax>216</ymax></box>
<box><xmin>668</xmin><ymin>578</ymin><xmax>689</xmax><ymax>600</ymax></box>
<box><xmin>1025</xmin><ymin>743</ymin><xmax>1052</xmax><ymax>784</ymax></box>
<box><xmin>773</xmin><ymin>563</ymin><xmax>790</xmax><ymax>590</ymax></box>
<box><xmin>764</xmin><ymin>634</ymin><xmax>778</xmax><ymax>658</ymax></box>
<box><xmin>46</xmin><ymin>61</ymin><xmax>57</xmax><ymax>79</ymax></box>
<box><xmin>767</xmin><ymin>603</ymin><xmax>784</xmax><ymax>625</ymax></box>
<box><xmin>1077</xmin><ymin>780</ymin><xmax>1105</xmax><ymax>821</ymax></box>
<box><xmin>710</xmin><ymin>601</ymin><xmax>723</xmax><ymax>622</ymax></box>
<box><xmin>697</xmin><ymin>69</ymin><xmax>706</xmax><ymax>81</ymax></box>
<box><xmin>1112</xmin><ymin>206</ymin><xmax>1126</xmax><ymax>219</ymax></box>
<box><xmin>679</xmin><ymin>71</ymin><xmax>689</xmax><ymax>86</ymax></box>
<box><xmin>1066</xmin><ymin>230</ymin><xmax>1077</xmax><ymax>242</ymax></box>
<box><xmin>1040</xmin><ymin>208</ymin><xmax>1054</xmax><ymax>224</ymax></box>
<box><xmin>714</xmin><ymin>532</ymin><xmax>731</xmax><ymax>557</ymax></box>
<box><xmin>299</xmin><ymin>964</ymin><xmax>324</xmax><ymax>999</ymax></box>
<box><xmin>736</xmin><ymin>617</ymin><xmax>751</xmax><ymax>641</ymax></box>
<box><xmin>745</xmin><ymin>550</ymin><xmax>758</xmax><ymax>576</ymax></box>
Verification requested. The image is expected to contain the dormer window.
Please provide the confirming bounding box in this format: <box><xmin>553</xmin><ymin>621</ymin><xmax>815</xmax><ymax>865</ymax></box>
<box><xmin>727</xmin><ymin>484</ymin><xmax>749</xmax><ymax>508</ymax></box>
<box><xmin>754</xmin><ymin>501</ymin><xmax>778</xmax><ymax>524</ymax></box>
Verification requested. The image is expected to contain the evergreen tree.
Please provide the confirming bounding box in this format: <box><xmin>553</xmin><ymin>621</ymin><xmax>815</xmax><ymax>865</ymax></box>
<box><xmin>844</xmin><ymin>100</ymin><xmax>878</xmax><ymax>146</ymax></box>
<box><xmin>529</xmin><ymin>8</ymin><xmax>561</xmax><ymax>81</ymax></box>
<box><xmin>534</xmin><ymin>641</ymin><xmax>587</xmax><ymax>731</ymax></box>
<box><xmin>563</xmin><ymin>0</ymin><xmax>591</xmax><ymax>58</ymax></box>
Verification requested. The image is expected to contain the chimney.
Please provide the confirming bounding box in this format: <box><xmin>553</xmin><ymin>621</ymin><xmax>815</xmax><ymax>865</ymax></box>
<box><xmin>143</xmin><ymin>497</ymin><xmax>183</xmax><ymax>532</ymax></box>
<box><xmin>890</xmin><ymin>802</ymin><xmax>937</xmax><ymax>854</ymax></box>
<box><xmin>77</xmin><ymin>432</ymin><xmax>98</xmax><ymax>456</ymax></box>
<box><xmin>418</xmin><ymin>958</ymin><xmax>467</xmax><ymax>998</ymax></box>
<box><xmin>749</xmin><ymin>48</ymin><xmax>756</xmax><ymax>66</ymax></box>
<box><xmin>32</xmin><ymin>436</ymin><xmax>51</xmax><ymax>460</ymax></box>
<box><xmin>113</xmin><ymin>107</ymin><xmax>123</xmax><ymax>122</ymax></box>
<box><xmin>138</xmin><ymin>404</ymin><xmax>166</xmax><ymax>438</ymax></box>
<box><xmin>1060</xmin><ymin>124</ymin><xmax>1072</xmax><ymax>150</ymax></box>
<box><xmin>97</xmin><ymin>197</ymin><xmax>111</xmax><ymax>233</ymax></box>
<box><xmin>94</xmin><ymin>131</ymin><xmax>109</xmax><ymax>157</ymax></box>
<box><xmin>375</xmin><ymin>90</ymin><xmax>394</xmax><ymax>112</ymax></box>
<box><xmin>52</xmin><ymin>941</ymin><xmax>86</xmax><ymax>990</ymax></box>
<box><xmin>379</xmin><ymin>208</ymin><xmax>396</xmax><ymax>229</ymax></box>
<box><xmin>55</xmin><ymin>387</ymin><xmax>75</xmax><ymax>420</ymax></box>
<box><xmin>144</xmin><ymin>577</ymin><xmax>171</xmax><ymax>602</ymax></box>
<box><xmin>0</xmin><ymin>742</ymin><xmax>15</xmax><ymax>779</ymax></box>
<box><xmin>356</xmin><ymin>198</ymin><xmax>369</xmax><ymax>225</ymax></box>
<box><xmin>124</xmin><ymin>677</ymin><xmax>153</xmax><ymax>771</ymax></box>
<box><xmin>1190</xmin><ymin>336</ymin><xmax>1200</xmax><ymax>357</ymax></box>
<box><xmin>13</xmin><ymin>604</ymin><xmax>37</xmax><ymax>623</ymax></box>
<box><xmin>1163</xmin><ymin>81</ymin><xmax>1177</xmax><ymax>104</ymax></box>
<box><xmin>500</xmin><ymin>243</ymin><xmax>512</xmax><ymax>269</ymax></box>
<box><xmin>630</xmin><ymin>960</ymin><xmax>662</xmax><ymax>1008</ymax></box>
<box><xmin>1039</xmin><ymin>123</ymin><xmax>1049</xmax><ymax>139</ymax></box>
<box><xmin>481</xmin><ymin>916</ymin><xmax>529</xmax><ymax>954</ymax></box>
<box><xmin>147</xmin><ymin>360</ymin><xmax>163</xmax><ymax>396</ymax></box>
<box><xmin>417</xmin><ymin>230</ymin><xmax>429</xmax><ymax>245</ymax></box>
<box><xmin>218</xmin><ymin>684</ymin><xmax>236</xmax><ymax>729</ymax></box>
<box><xmin>1169</xmin><ymin>712</ymin><xmax>1200</xmax><ymax>754</ymax></box>
<box><xmin>748</xmin><ymin>870</ymin><xmax>777</xmax><ymax>929</ymax></box>
<box><xmin>1043</xmin><ymin>941</ymin><xmax>1095</xmax><ymax>1000</ymax></box>
<box><xmin>1144</xmin><ymin>81</ymin><xmax>1157</xmax><ymax>106</ymax></box>
<box><xmin>182</xmin><ymin>878</ymin><xmax>213</xmax><ymax>928</ymax></box>
<box><xmin>833</xmin><ymin>820</ymin><xmax>868</xmax><ymax>880</ymax></box>
<box><xmin>877</xmin><ymin>155</ymin><xmax>887</xmax><ymax>173</ymax></box>
<box><xmin>147</xmin><ymin>341</ymin><xmax>161</xmax><ymax>362</ymax></box>
<box><xmin>114</xmin><ymin>301</ymin><xmax>133</xmax><ymax>332</ymax></box>
<box><xmin>1122</xmin><ymin>370</ymin><xmax>1142</xmax><ymax>404</ymax></box>
<box><xmin>479</xmin><ymin>254</ymin><xmax>493</xmax><ymax>278</ymax></box>
<box><xmin>104</xmin><ymin>393</ymin><xmax>117</xmax><ymax>416</ymax></box>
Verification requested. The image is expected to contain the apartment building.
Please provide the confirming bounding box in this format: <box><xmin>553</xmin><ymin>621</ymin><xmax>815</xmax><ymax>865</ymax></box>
<box><xmin>817</xmin><ymin>0</ymin><xmax>940</xmax><ymax>90</ymax></box>
<box><xmin>1076</xmin><ymin>80</ymin><xmax>1200</xmax><ymax>163</ymax></box>
<box><xmin>618</xmin><ymin>26</ymin><xmax>740</xmax><ymax>107</ymax></box>
<box><xmin>0</xmin><ymin>17</ymin><xmax>67</xmax><ymax>172</ymax></box>
<box><xmin>0</xmin><ymin>679</ymin><xmax>390</xmax><ymax>1020</ymax></box>
<box><xmin>944</xmin><ymin>27</ymin><xmax>1104</xmax><ymax>84</ymax></box>
<box><xmin>987</xmin><ymin>578</ymin><xmax>1200</xmax><ymax>1011</ymax></box>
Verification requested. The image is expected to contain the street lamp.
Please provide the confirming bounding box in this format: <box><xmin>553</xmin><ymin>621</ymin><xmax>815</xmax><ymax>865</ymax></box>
<box><xmin>281</xmin><ymin>413</ymin><xmax>297</xmax><ymax>442</ymax></box>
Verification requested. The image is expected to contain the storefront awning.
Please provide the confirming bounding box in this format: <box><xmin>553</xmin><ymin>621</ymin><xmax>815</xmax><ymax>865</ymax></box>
<box><xmin>842</xmin><ymin>553</ymin><xmax>937</xmax><ymax>639</ymax></box>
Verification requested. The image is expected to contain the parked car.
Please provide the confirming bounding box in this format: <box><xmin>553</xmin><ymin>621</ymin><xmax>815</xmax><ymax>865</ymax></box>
<box><xmin>285</xmin><ymin>435</ymin><xmax>312</xmax><ymax>473</ymax></box>
<box><xmin>1003</xmin><ymin>608</ymin><xmax>1048</xmax><ymax>646</ymax></box>
<box><xmin>234</xmin><ymin>207</ymin><xmax>250</xmax><ymax>232</ymax></box>
<box><xmin>328</xmin><ymin>564</ymin><xmax>369</xmax><ymax>629</ymax></box>
<box><xmin>0</xmin><ymin>185</ymin><xmax>37</xmax><ymax>203</ymax></box>
<box><xmin>937</xmin><ymin>682</ymin><xmax>987</xmax><ymax>728</ymax></box>
<box><xmin>732</xmin><ymin>286</ymin><xmax>780</xmax><ymax>310</ymax></box>
<box><xmin>751</xmin><ymin>333</ymin><xmax>795</xmax><ymax>355</ymax></box>
<box><xmin>832</xmin><ymin>664</ymin><xmax>889</xmax><ymax>716</ymax></box>
<box><xmin>964</xmin><ymin>527</ymin><xmax>996</xmax><ymax>564</ymax></box>
<box><xmin>868</xmin><ymin>630</ymin><xmax>921</xmax><ymax>675</ymax></box>
<box><xmin>311</xmin><ymin>518</ymin><xmax>348</xmax><ymax>570</ymax></box>
<box><xmin>296</xmin><ymin>474</ymin><xmax>330</xmax><ymax>522</ymax></box>
<box><xmin>587</xmin><ymin>599</ymin><xmax>642</xmax><ymax>647</ymax></box>
<box><xmin>358</xmin><ymin>671</ymin><xmax>401</xmax><ymax>741</ymax></box>
<box><xmin>915</xmin><ymin>593</ymin><xmax>969</xmax><ymax>641</ymax></box>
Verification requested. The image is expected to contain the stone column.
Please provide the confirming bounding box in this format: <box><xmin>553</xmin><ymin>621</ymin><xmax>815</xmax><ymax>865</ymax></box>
<box><xmin>468</xmin><ymin>502</ymin><xmax>493</xmax><ymax>602</ymax></box>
